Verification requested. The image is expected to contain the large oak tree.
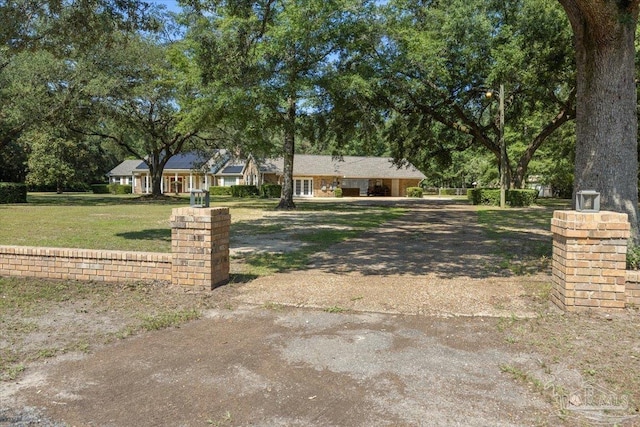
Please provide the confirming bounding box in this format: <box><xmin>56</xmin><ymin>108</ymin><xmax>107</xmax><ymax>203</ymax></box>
<box><xmin>557</xmin><ymin>0</ymin><xmax>639</xmax><ymax>239</ymax></box>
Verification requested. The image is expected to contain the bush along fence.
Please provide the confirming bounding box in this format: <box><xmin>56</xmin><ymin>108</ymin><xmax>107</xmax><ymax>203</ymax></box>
<box><xmin>0</xmin><ymin>207</ymin><xmax>230</xmax><ymax>291</ymax></box>
<box><xmin>551</xmin><ymin>210</ymin><xmax>640</xmax><ymax>311</ymax></box>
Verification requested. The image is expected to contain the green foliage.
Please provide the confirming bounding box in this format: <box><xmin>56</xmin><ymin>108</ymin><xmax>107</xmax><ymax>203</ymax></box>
<box><xmin>91</xmin><ymin>184</ymin><xmax>110</xmax><ymax>194</ymax></box>
<box><xmin>627</xmin><ymin>243</ymin><xmax>640</xmax><ymax>270</ymax></box>
<box><xmin>468</xmin><ymin>188</ymin><xmax>500</xmax><ymax>206</ymax></box>
<box><xmin>260</xmin><ymin>184</ymin><xmax>282</xmax><ymax>199</ymax></box>
<box><xmin>230</xmin><ymin>185</ymin><xmax>259</xmax><ymax>198</ymax></box>
<box><xmin>0</xmin><ymin>183</ymin><xmax>27</xmax><ymax>203</ymax></box>
<box><xmin>468</xmin><ymin>188</ymin><xmax>537</xmax><ymax>206</ymax></box>
<box><xmin>439</xmin><ymin>188</ymin><xmax>461</xmax><ymax>196</ymax></box>
<box><xmin>508</xmin><ymin>189</ymin><xmax>538</xmax><ymax>207</ymax></box>
<box><xmin>209</xmin><ymin>186</ymin><xmax>232</xmax><ymax>196</ymax></box>
<box><xmin>376</xmin><ymin>0</ymin><xmax>575</xmax><ymax>191</ymax></box>
<box><xmin>334</xmin><ymin>188</ymin><xmax>343</xmax><ymax>198</ymax></box>
<box><xmin>406</xmin><ymin>187</ymin><xmax>423</xmax><ymax>198</ymax></box>
<box><xmin>107</xmin><ymin>183</ymin><xmax>132</xmax><ymax>194</ymax></box>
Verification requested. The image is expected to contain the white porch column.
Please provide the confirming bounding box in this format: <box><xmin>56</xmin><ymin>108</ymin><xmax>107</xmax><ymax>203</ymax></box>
<box><xmin>189</xmin><ymin>173</ymin><xmax>193</xmax><ymax>191</ymax></box>
<box><xmin>160</xmin><ymin>176</ymin><xmax>164</xmax><ymax>193</ymax></box>
<box><xmin>146</xmin><ymin>173</ymin><xmax>150</xmax><ymax>193</ymax></box>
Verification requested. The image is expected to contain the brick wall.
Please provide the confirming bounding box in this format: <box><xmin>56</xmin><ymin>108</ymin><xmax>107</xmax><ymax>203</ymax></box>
<box><xmin>551</xmin><ymin>210</ymin><xmax>630</xmax><ymax>311</ymax></box>
<box><xmin>170</xmin><ymin>207</ymin><xmax>230</xmax><ymax>290</ymax></box>
<box><xmin>0</xmin><ymin>246</ymin><xmax>171</xmax><ymax>283</ymax></box>
<box><xmin>0</xmin><ymin>207</ymin><xmax>230</xmax><ymax>289</ymax></box>
<box><xmin>625</xmin><ymin>270</ymin><xmax>640</xmax><ymax>307</ymax></box>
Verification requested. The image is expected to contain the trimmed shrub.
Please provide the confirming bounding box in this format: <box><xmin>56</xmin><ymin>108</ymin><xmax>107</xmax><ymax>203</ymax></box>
<box><xmin>406</xmin><ymin>187</ymin><xmax>423</xmax><ymax>198</ymax></box>
<box><xmin>209</xmin><ymin>186</ymin><xmax>232</xmax><ymax>196</ymax></box>
<box><xmin>260</xmin><ymin>184</ymin><xmax>282</xmax><ymax>198</ymax></box>
<box><xmin>334</xmin><ymin>187</ymin><xmax>343</xmax><ymax>198</ymax></box>
<box><xmin>508</xmin><ymin>189</ymin><xmax>537</xmax><ymax>207</ymax></box>
<box><xmin>231</xmin><ymin>185</ymin><xmax>259</xmax><ymax>198</ymax></box>
<box><xmin>0</xmin><ymin>182</ymin><xmax>27</xmax><ymax>203</ymax></box>
<box><xmin>107</xmin><ymin>183</ymin><xmax>132</xmax><ymax>194</ymax></box>
<box><xmin>115</xmin><ymin>184</ymin><xmax>132</xmax><ymax>194</ymax></box>
<box><xmin>91</xmin><ymin>184</ymin><xmax>110</xmax><ymax>194</ymax></box>
<box><xmin>468</xmin><ymin>188</ymin><xmax>538</xmax><ymax>207</ymax></box>
<box><xmin>438</xmin><ymin>188</ymin><xmax>459</xmax><ymax>196</ymax></box>
<box><xmin>467</xmin><ymin>188</ymin><xmax>500</xmax><ymax>205</ymax></box>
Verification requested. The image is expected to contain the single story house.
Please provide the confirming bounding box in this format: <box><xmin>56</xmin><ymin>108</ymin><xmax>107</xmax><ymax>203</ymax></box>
<box><xmin>109</xmin><ymin>152</ymin><xmax>425</xmax><ymax>197</ymax></box>
<box><xmin>244</xmin><ymin>154</ymin><xmax>426</xmax><ymax>197</ymax></box>
<box><xmin>108</xmin><ymin>150</ymin><xmax>241</xmax><ymax>194</ymax></box>
<box><xmin>107</xmin><ymin>159</ymin><xmax>143</xmax><ymax>186</ymax></box>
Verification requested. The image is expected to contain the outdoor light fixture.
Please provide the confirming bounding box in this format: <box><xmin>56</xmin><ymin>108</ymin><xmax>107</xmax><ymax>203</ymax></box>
<box><xmin>575</xmin><ymin>190</ymin><xmax>600</xmax><ymax>213</ymax></box>
<box><xmin>190</xmin><ymin>189</ymin><xmax>210</xmax><ymax>208</ymax></box>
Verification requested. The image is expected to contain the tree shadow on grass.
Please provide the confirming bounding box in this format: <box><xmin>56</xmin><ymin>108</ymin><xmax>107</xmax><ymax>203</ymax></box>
<box><xmin>115</xmin><ymin>229</ymin><xmax>171</xmax><ymax>243</ymax></box>
<box><xmin>306</xmin><ymin>201</ymin><xmax>555</xmax><ymax>279</ymax></box>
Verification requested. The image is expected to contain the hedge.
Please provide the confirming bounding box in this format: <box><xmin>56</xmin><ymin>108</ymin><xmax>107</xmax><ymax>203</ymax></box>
<box><xmin>231</xmin><ymin>185</ymin><xmax>259</xmax><ymax>198</ymax></box>
<box><xmin>107</xmin><ymin>183</ymin><xmax>132</xmax><ymax>194</ymax></box>
<box><xmin>334</xmin><ymin>187</ymin><xmax>343</xmax><ymax>198</ymax></box>
<box><xmin>406</xmin><ymin>187</ymin><xmax>423</xmax><ymax>198</ymax></box>
<box><xmin>260</xmin><ymin>184</ymin><xmax>282</xmax><ymax>198</ymax></box>
<box><xmin>0</xmin><ymin>182</ymin><xmax>27</xmax><ymax>203</ymax></box>
<box><xmin>508</xmin><ymin>189</ymin><xmax>538</xmax><ymax>207</ymax></box>
<box><xmin>91</xmin><ymin>184</ymin><xmax>110</xmax><ymax>194</ymax></box>
<box><xmin>467</xmin><ymin>188</ymin><xmax>538</xmax><ymax>207</ymax></box>
<box><xmin>209</xmin><ymin>186</ymin><xmax>232</xmax><ymax>196</ymax></box>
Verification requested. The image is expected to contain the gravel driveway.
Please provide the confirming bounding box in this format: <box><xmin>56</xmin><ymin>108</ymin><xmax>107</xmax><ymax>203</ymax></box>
<box><xmin>2</xmin><ymin>198</ymin><xmax>614</xmax><ymax>427</ymax></box>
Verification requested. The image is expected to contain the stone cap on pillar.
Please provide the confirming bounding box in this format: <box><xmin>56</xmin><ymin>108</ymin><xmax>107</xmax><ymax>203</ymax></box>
<box><xmin>551</xmin><ymin>210</ymin><xmax>630</xmax><ymax>239</ymax></box>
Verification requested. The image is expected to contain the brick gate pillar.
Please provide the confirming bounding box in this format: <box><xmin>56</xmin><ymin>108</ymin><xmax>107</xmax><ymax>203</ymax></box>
<box><xmin>170</xmin><ymin>207</ymin><xmax>230</xmax><ymax>290</ymax></box>
<box><xmin>551</xmin><ymin>211</ymin><xmax>630</xmax><ymax>311</ymax></box>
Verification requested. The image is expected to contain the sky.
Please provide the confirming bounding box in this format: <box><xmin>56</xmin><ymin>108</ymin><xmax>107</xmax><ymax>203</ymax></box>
<box><xmin>148</xmin><ymin>0</ymin><xmax>182</xmax><ymax>13</ymax></box>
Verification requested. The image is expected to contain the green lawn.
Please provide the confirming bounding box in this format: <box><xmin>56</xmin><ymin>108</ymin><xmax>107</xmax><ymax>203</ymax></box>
<box><xmin>0</xmin><ymin>193</ymin><xmax>403</xmax><ymax>255</ymax></box>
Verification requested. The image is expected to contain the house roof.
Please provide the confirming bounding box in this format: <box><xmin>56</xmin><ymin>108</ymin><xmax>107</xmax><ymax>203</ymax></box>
<box><xmin>217</xmin><ymin>161</ymin><xmax>245</xmax><ymax>176</ymax></box>
<box><xmin>134</xmin><ymin>152</ymin><xmax>215</xmax><ymax>172</ymax></box>
<box><xmin>108</xmin><ymin>159</ymin><xmax>145</xmax><ymax>176</ymax></box>
<box><xmin>258</xmin><ymin>155</ymin><xmax>426</xmax><ymax>180</ymax></box>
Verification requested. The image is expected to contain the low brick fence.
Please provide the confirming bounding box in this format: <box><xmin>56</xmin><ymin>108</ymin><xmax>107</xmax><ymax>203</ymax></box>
<box><xmin>0</xmin><ymin>246</ymin><xmax>171</xmax><ymax>283</ymax></box>
<box><xmin>0</xmin><ymin>207</ymin><xmax>229</xmax><ymax>290</ymax></box>
<box><xmin>624</xmin><ymin>271</ymin><xmax>640</xmax><ymax>307</ymax></box>
<box><xmin>551</xmin><ymin>210</ymin><xmax>639</xmax><ymax>311</ymax></box>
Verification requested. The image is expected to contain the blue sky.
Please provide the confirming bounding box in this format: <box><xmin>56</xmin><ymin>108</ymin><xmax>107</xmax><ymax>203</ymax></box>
<box><xmin>148</xmin><ymin>0</ymin><xmax>182</xmax><ymax>13</ymax></box>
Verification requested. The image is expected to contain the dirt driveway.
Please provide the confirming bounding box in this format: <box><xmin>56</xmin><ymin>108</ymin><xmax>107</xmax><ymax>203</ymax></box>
<box><xmin>1</xmin><ymin>198</ymin><xmax>637</xmax><ymax>426</ymax></box>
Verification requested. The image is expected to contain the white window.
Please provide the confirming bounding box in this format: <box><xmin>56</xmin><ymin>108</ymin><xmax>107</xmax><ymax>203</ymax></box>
<box><xmin>220</xmin><ymin>177</ymin><xmax>240</xmax><ymax>187</ymax></box>
<box><xmin>293</xmin><ymin>178</ymin><xmax>313</xmax><ymax>197</ymax></box>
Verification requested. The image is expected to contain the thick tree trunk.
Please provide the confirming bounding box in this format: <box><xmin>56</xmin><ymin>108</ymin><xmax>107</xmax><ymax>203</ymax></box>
<box><xmin>559</xmin><ymin>0</ymin><xmax>639</xmax><ymax>240</ymax></box>
<box><xmin>277</xmin><ymin>96</ymin><xmax>296</xmax><ymax>210</ymax></box>
<box><xmin>146</xmin><ymin>152</ymin><xmax>166</xmax><ymax>198</ymax></box>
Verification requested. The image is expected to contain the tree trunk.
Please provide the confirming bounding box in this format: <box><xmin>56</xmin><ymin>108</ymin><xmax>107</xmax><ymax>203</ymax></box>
<box><xmin>146</xmin><ymin>151</ymin><xmax>166</xmax><ymax>198</ymax></box>
<box><xmin>558</xmin><ymin>0</ymin><xmax>639</xmax><ymax>240</ymax></box>
<box><xmin>277</xmin><ymin>96</ymin><xmax>297</xmax><ymax>210</ymax></box>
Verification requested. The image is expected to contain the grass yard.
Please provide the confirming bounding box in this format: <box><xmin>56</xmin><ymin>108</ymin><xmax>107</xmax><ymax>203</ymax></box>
<box><xmin>476</xmin><ymin>198</ymin><xmax>572</xmax><ymax>275</ymax></box>
<box><xmin>0</xmin><ymin>193</ymin><xmax>282</xmax><ymax>252</ymax></box>
<box><xmin>0</xmin><ymin>193</ymin><xmax>403</xmax><ymax>255</ymax></box>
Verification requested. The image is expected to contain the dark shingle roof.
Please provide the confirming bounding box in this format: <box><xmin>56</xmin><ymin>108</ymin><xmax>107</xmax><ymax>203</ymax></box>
<box><xmin>108</xmin><ymin>159</ymin><xmax>145</xmax><ymax>176</ymax></box>
<box><xmin>134</xmin><ymin>152</ymin><xmax>211</xmax><ymax>171</ymax></box>
<box><xmin>258</xmin><ymin>155</ymin><xmax>425</xmax><ymax>179</ymax></box>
